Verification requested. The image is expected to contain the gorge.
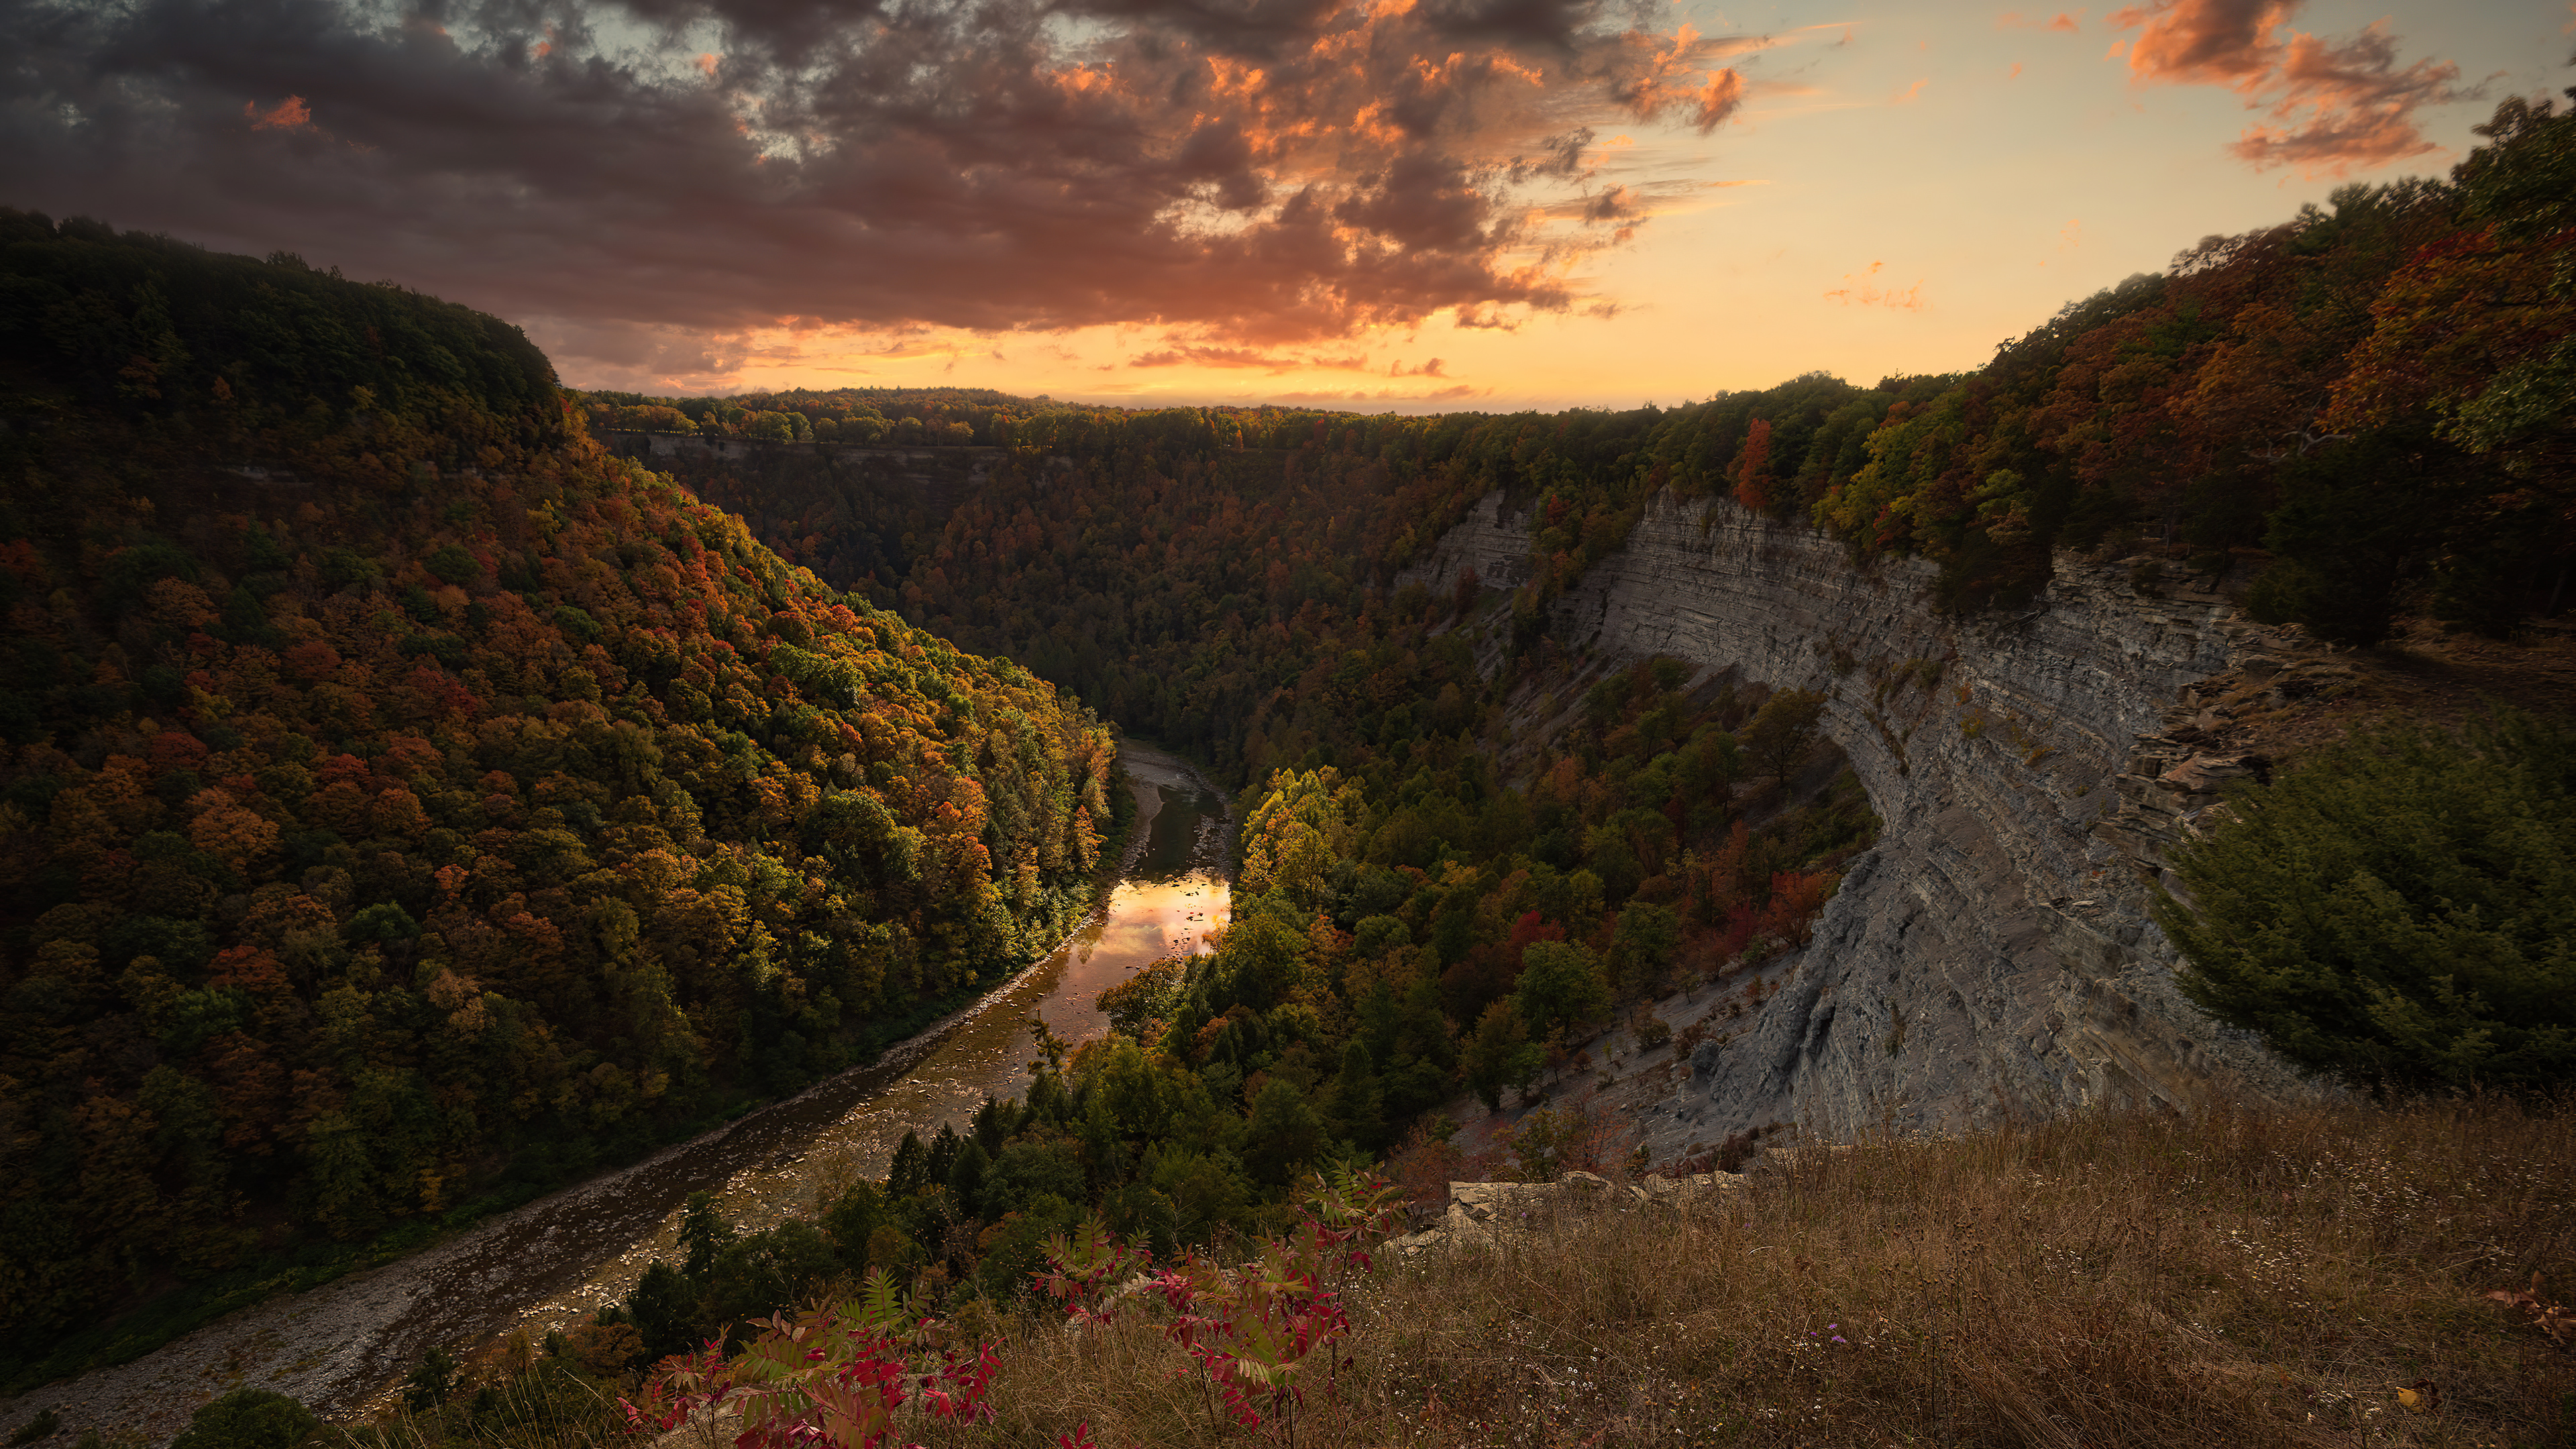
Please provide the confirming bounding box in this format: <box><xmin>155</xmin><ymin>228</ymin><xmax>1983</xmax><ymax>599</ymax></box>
<box><xmin>6</xmin><ymin>117</ymin><xmax>2573</xmax><ymax>1440</ymax></box>
<box><xmin>1400</xmin><ymin>488</ymin><xmax>2325</xmax><ymax>1144</ymax></box>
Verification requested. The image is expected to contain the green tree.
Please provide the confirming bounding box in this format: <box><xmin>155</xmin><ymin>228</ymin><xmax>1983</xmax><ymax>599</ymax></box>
<box><xmin>678</xmin><ymin>1190</ymin><xmax>735</xmax><ymax>1277</ymax></box>
<box><xmin>1584</xmin><ymin>827</ymin><xmax>1642</xmax><ymax>904</ymax></box>
<box><xmin>821</xmin><ymin>1179</ymin><xmax>891</xmax><ymax>1275</ymax></box>
<box><xmin>1241</xmin><ymin>1076</ymin><xmax>1326</xmax><ymax>1186</ymax></box>
<box><xmin>170</xmin><ymin>1389</ymin><xmax>317</xmax><ymax>1449</ymax></box>
<box><xmin>1324</xmin><ymin>1038</ymin><xmax>1389</xmax><ymax>1152</ymax></box>
<box><xmin>624</xmin><ymin>1260</ymin><xmax>699</xmax><ymax>1360</ymax></box>
<box><xmin>947</xmin><ymin>1138</ymin><xmax>991</xmax><ymax>1216</ymax></box>
<box><xmin>1607</xmin><ymin>900</ymin><xmax>1682</xmax><ymax>997</ymax></box>
<box><xmin>400</xmin><ymin>1346</ymin><xmax>460</xmax><ymax>1413</ymax></box>
<box><xmin>2246</xmin><ymin>429</ymin><xmax>2463</xmax><ymax>647</ymax></box>
<box><xmin>1463</xmin><ymin>1000</ymin><xmax>1544</xmax><ymax>1112</ymax></box>
<box><xmin>702</xmin><ymin>1222</ymin><xmax>841</xmax><ymax>1337</ymax></box>
<box><xmin>1513</xmin><ymin>941</ymin><xmax>1611</xmax><ymax>1041</ymax></box>
<box><xmin>1743</xmin><ymin>688</ymin><xmax>1827</xmax><ymax>784</ymax></box>
<box><xmin>2155</xmin><ymin>711</ymin><xmax>2576</xmax><ymax>1091</ymax></box>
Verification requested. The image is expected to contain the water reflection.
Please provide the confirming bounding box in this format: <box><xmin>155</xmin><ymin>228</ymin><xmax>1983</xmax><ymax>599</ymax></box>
<box><xmin>500</xmin><ymin>745</ymin><xmax>1231</xmax><ymax>1342</ymax></box>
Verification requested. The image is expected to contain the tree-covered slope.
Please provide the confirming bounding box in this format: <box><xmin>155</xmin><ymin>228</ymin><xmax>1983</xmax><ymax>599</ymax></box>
<box><xmin>0</xmin><ymin>212</ymin><xmax>1115</xmax><ymax>1362</ymax></box>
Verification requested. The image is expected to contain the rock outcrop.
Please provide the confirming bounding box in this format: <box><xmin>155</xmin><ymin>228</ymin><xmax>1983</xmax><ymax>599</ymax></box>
<box><xmin>1402</xmin><ymin>490</ymin><xmax>2328</xmax><ymax>1142</ymax></box>
<box><xmin>1383</xmin><ymin>1170</ymin><xmax>1748</xmax><ymax>1256</ymax></box>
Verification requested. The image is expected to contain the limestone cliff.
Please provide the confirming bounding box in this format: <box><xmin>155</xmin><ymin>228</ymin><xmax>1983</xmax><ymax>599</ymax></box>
<box><xmin>1403</xmin><ymin>490</ymin><xmax>2326</xmax><ymax>1142</ymax></box>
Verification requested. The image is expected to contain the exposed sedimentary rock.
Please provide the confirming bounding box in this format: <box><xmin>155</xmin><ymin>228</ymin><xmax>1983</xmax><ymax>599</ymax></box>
<box><xmin>1403</xmin><ymin>490</ymin><xmax>2327</xmax><ymax>1141</ymax></box>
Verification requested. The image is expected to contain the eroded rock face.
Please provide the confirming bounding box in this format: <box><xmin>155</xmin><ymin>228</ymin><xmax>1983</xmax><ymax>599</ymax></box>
<box><xmin>1405</xmin><ymin>490</ymin><xmax>2326</xmax><ymax>1141</ymax></box>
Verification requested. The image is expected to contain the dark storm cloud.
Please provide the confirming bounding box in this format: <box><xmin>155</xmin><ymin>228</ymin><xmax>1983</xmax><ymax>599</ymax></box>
<box><xmin>0</xmin><ymin>0</ymin><xmax>1769</xmax><ymax>354</ymax></box>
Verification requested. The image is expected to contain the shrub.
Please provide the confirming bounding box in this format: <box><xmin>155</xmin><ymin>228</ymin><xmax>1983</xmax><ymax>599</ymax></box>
<box><xmin>424</xmin><ymin>543</ymin><xmax>480</xmax><ymax>586</ymax></box>
<box><xmin>2156</xmin><ymin>709</ymin><xmax>2576</xmax><ymax>1091</ymax></box>
<box><xmin>169</xmin><ymin>1390</ymin><xmax>315</xmax><ymax>1449</ymax></box>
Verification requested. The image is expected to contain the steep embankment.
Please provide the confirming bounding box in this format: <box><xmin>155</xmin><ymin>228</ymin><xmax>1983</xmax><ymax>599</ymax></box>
<box><xmin>1405</xmin><ymin>489</ymin><xmax>2324</xmax><ymax>1138</ymax></box>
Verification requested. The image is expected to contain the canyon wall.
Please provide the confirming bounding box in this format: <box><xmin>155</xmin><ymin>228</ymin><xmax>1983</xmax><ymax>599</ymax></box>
<box><xmin>1404</xmin><ymin>490</ymin><xmax>2324</xmax><ymax>1140</ymax></box>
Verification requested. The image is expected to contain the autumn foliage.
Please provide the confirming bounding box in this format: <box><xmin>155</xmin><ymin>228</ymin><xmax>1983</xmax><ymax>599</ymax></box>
<box><xmin>0</xmin><ymin>213</ymin><xmax>1113</xmax><ymax>1370</ymax></box>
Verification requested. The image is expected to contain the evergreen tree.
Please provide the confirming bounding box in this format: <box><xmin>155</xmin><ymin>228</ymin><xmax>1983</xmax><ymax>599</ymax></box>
<box><xmin>1325</xmin><ymin>1039</ymin><xmax>1389</xmax><ymax>1152</ymax></box>
<box><xmin>170</xmin><ymin>1389</ymin><xmax>317</xmax><ymax>1449</ymax></box>
<box><xmin>888</xmin><ymin>1130</ymin><xmax>929</xmax><ymax>1198</ymax></box>
<box><xmin>947</xmin><ymin>1138</ymin><xmax>991</xmax><ymax>1218</ymax></box>
<box><xmin>678</xmin><ymin>1191</ymin><xmax>735</xmax><ymax>1279</ymax></box>
<box><xmin>625</xmin><ymin>1260</ymin><xmax>698</xmax><ymax>1360</ymax></box>
<box><xmin>1464</xmin><ymin>1000</ymin><xmax>1544</xmax><ymax>1111</ymax></box>
<box><xmin>1241</xmin><ymin>1077</ymin><xmax>1326</xmax><ymax>1186</ymax></box>
<box><xmin>2156</xmin><ymin>710</ymin><xmax>2576</xmax><ymax>1090</ymax></box>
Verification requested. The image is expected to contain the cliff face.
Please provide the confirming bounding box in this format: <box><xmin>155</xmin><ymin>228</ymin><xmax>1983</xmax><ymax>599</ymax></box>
<box><xmin>1405</xmin><ymin>490</ymin><xmax>2323</xmax><ymax>1139</ymax></box>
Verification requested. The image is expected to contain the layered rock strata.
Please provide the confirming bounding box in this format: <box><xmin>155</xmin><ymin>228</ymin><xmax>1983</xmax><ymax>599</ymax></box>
<box><xmin>1404</xmin><ymin>490</ymin><xmax>2326</xmax><ymax>1142</ymax></box>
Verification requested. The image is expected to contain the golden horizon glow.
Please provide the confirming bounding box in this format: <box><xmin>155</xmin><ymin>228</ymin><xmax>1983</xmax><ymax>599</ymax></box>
<box><xmin>527</xmin><ymin>0</ymin><xmax>2550</xmax><ymax>412</ymax></box>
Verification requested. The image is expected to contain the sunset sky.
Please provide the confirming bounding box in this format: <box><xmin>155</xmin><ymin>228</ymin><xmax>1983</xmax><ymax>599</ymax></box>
<box><xmin>5</xmin><ymin>0</ymin><xmax>2565</xmax><ymax>410</ymax></box>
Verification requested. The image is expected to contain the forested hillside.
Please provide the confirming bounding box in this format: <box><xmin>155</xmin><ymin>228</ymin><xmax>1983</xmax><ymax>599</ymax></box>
<box><xmin>0</xmin><ymin>213</ymin><xmax>1116</xmax><ymax>1373</ymax></box>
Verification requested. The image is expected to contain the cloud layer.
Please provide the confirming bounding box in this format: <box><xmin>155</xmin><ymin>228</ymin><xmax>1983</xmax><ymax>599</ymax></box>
<box><xmin>2</xmin><ymin>0</ymin><xmax>1777</xmax><ymax>368</ymax></box>
<box><xmin>2107</xmin><ymin>0</ymin><xmax>2472</xmax><ymax>174</ymax></box>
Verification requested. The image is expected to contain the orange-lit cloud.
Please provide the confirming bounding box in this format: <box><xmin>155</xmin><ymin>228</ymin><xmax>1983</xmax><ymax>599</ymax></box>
<box><xmin>2226</xmin><ymin>24</ymin><xmax>2475</xmax><ymax>174</ymax></box>
<box><xmin>1893</xmin><ymin>78</ymin><xmax>1928</xmax><ymax>103</ymax></box>
<box><xmin>2114</xmin><ymin>0</ymin><xmax>2292</xmax><ymax>88</ymax></box>
<box><xmin>1824</xmin><ymin>261</ymin><xmax>1928</xmax><ymax>311</ymax></box>
<box><xmin>243</xmin><ymin>95</ymin><xmax>311</xmax><ymax>131</ymax></box>
<box><xmin>1998</xmin><ymin>11</ymin><xmax>2084</xmax><ymax>32</ymax></box>
<box><xmin>1129</xmin><ymin>346</ymin><xmax>1373</xmax><ymax>372</ymax></box>
<box><xmin>2039</xmin><ymin>217</ymin><xmax>2082</xmax><ymax>265</ymax></box>
<box><xmin>2107</xmin><ymin>0</ymin><xmax>2474</xmax><ymax>175</ymax></box>
<box><xmin>1695</xmin><ymin>70</ymin><xmax>1750</xmax><ymax>132</ymax></box>
<box><xmin>1604</xmin><ymin>26</ymin><xmax>1764</xmax><ymax>135</ymax></box>
<box><xmin>1268</xmin><ymin>383</ymin><xmax>1489</xmax><ymax>403</ymax></box>
<box><xmin>15</xmin><ymin>0</ymin><xmax>1813</xmax><ymax>364</ymax></box>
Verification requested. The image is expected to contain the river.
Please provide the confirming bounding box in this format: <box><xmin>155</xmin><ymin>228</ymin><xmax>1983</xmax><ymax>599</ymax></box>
<box><xmin>0</xmin><ymin>743</ymin><xmax>1230</xmax><ymax>1444</ymax></box>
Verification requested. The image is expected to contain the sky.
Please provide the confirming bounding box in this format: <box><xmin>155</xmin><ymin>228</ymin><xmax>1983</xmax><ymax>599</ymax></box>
<box><xmin>3</xmin><ymin>0</ymin><xmax>2566</xmax><ymax>411</ymax></box>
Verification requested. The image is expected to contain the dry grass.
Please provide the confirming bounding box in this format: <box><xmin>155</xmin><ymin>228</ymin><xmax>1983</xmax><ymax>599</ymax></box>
<box><xmin>924</xmin><ymin>1096</ymin><xmax>2573</xmax><ymax>1448</ymax></box>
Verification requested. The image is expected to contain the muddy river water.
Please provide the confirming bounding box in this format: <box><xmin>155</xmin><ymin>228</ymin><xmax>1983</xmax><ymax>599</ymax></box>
<box><xmin>0</xmin><ymin>744</ymin><xmax>1230</xmax><ymax>1445</ymax></box>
